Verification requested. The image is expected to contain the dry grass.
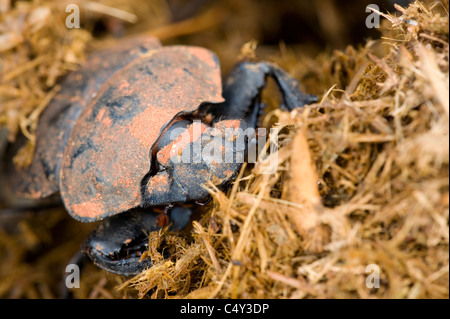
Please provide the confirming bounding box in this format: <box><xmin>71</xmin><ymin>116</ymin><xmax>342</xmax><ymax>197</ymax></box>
<box><xmin>0</xmin><ymin>0</ymin><xmax>448</xmax><ymax>299</ymax></box>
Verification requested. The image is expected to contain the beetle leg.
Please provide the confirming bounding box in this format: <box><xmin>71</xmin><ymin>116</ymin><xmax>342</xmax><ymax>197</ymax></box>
<box><xmin>83</xmin><ymin>206</ymin><xmax>192</xmax><ymax>276</ymax></box>
<box><xmin>210</xmin><ymin>61</ymin><xmax>317</xmax><ymax>127</ymax></box>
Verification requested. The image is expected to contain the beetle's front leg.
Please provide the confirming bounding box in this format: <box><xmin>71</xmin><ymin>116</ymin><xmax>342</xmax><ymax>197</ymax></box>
<box><xmin>210</xmin><ymin>61</ymin><xmax>318</xmax><ymax>127</ymax></box>
<box><xmin>83</xmin><ymin>206</ymin><xmax>192</xmax><ymax>276</ymax></box>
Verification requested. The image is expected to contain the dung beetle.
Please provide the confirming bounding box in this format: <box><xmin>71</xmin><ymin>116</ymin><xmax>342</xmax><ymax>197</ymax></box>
<box><xmin>3</xmin><ymin>36</ymin><xmax>317</xmax><ymax>276</ymax></box>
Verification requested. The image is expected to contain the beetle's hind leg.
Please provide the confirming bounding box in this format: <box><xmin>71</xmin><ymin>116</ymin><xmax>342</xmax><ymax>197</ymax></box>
<box><xmin>209</xmin><ymin>61</ymin><xmax>317</xmax><ymax>127</ymax></box>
